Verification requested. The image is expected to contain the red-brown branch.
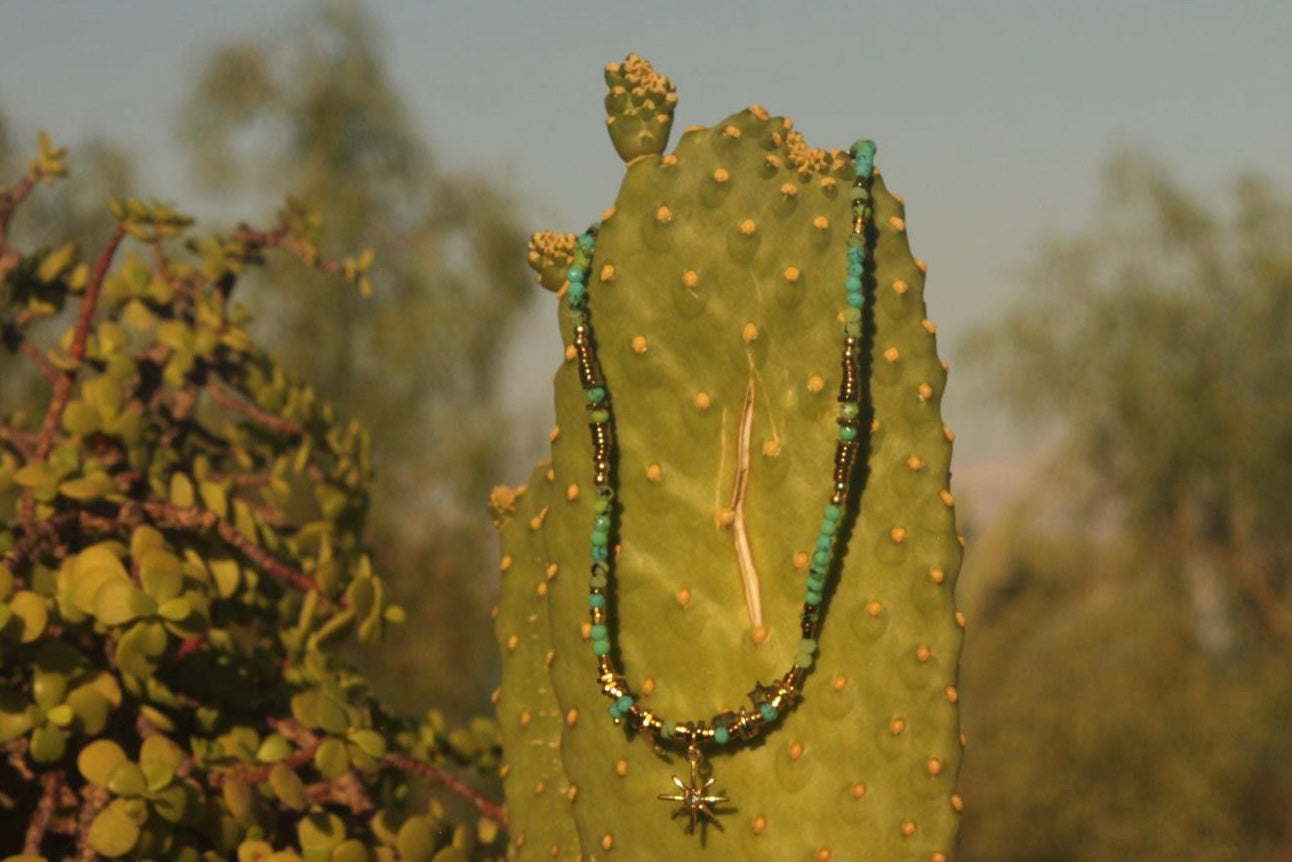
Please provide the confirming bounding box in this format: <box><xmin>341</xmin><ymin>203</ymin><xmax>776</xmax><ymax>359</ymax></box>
<box><xmin>140</xmin><ymin>500</ymin><xmax>334</xmax><ymax>603</ymax></box>
<box><xmin>206</xmin><ymin>740</ymin><xmax>323</xmax><ymax>789</ymax></box>
<box><xmin>0</xmin><ymin>168</ymin><xmax>40</xmax><ymax>245</ymax></box>
<box><xmin>383</xmin><ymin>751</ymin><xmax>507</xmax><ymax>827</ymax></box>
<box><xmin>23</xmin><ymin>770</ymin><xmax>64</xmax><ymax>854</ymax></box>
<box><xmin>0</xmin><ymin>421</ymin><xmax>38</xmax><ymax>460</ymax></box>
<box><xmin>18</xmin><ymin>340</ymin><xmax>60</xmax><ymax>385</ymax></box>
<box><xmin>207</xmin><ymin>377</ymin><xmax>305</xmax><ymax>437</ymax></box>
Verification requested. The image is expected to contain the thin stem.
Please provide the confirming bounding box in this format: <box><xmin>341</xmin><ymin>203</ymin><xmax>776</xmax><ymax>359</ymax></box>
<box><xmin>383</xmin><ymin>751</ymin><xmax>507</xmax><ymax>827</ymax></box>
<box><xmin>208</xmin><ymin>376</ymin><xmax>305</xmax><ymax>437</ymax></box>
<box><xmin>23</xmin><ymin>770</ymin><xmax>64</xmax><ymax>855</ymax></box>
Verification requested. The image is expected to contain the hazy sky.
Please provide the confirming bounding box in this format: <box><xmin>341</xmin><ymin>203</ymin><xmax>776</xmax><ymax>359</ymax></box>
<box><xmin>1</xmin><ymin>1</ymin><xmax>1289</xmax><ymax>464</ymax></box>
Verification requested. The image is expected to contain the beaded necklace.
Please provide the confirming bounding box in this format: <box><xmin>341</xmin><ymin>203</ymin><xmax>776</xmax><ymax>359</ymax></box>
<box><xmin>564</xmin><ymin>139</ymin><xmax>878</xmax><ymax>833</ymax></box>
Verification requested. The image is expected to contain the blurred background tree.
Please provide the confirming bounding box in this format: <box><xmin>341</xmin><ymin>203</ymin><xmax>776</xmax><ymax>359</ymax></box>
<box><xmin>956</xmin><ymin>155</ymin><xmax>1292</xmax><ymax>860</ymax></box>
<box><xmin>174</xmin><ymin>1</ymin><xmax>532</xmax><ymax>720</ymax></box>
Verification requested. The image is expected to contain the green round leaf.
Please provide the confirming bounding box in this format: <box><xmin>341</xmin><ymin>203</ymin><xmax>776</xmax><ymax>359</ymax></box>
<box><xmin>58</xmin><ymin>474</ymin><xmax>114</xmax><ymax>501</ymax></box>
<box><xmin>346</xmin><ymin>728</ymin><xmax>386</xmax><ymax>760</ymax></box>
<box><xmin>106</xmin><ymin>760</ymin><xmax>148</xmax><ymax>797</ymax></box>
<box><xmin>60</xmin><ymin>401</ymin><xmax>102</xmax><ymax>436</ymax></box>
<box><xmin>221</xmin><ymin>777</ymin><xmax>254</xmax><ymax>825</ymax></box>
<box><xmin>156</xmin><ymin>596</ymin><xmax>192</xmax><ymax>622</ymax></box>
<box><xmin>8</xmin><ymin>591</ymin><xmax>48</xmax><ymax>642</ymax></box>
<box><xmin>139</xmin><ymin>548</ymin><xmax>183</xmax><ymax>602</ymax></box>
<box><xmin>116</xmin><ymin>620</ymin><xmax>168</xmax><ymax>678</ymax></box>
<box><xmin>29</xmin><ymin>721</ymin><xmax>66</xmax><ymax>763</ymax></box>
<box><xmin>395</xmin><ymin>817</ymin><xmax>435</xmax><ymax>862</ymax></box>
<box><xmin>78</xmin><ymin>739</ymin><xmax>128</xmax><ymax>785</ymax></box>
<box><xmin>140</xmin><ymin>733</ymin><xmax>185</xmax><ymax>774</ymax></box>
<box><xmin>88</xmin><ymin>799</ymin><xmax>142</xmax><ymax>857</ymax></box>
<box><xmin>65</xmin><ymin>686</ymin><xmax>112</xmax><ymax>735</ymax></box>
<box><xmin>255</xmin><ymin>732</ymin><xmax>293</xmax><ymax>764</ymax></box>
<box><xmin>0</xmin><ymin>690</ymin><xmax>36</xmax><ymax>743</ymax></box>
<box><xmin>313</xmin><ymin>738</ymin><xmax>349</xmax><ymax>780</ymax></box>
<box><xmin>298</xmin><ymin>811</ymin><xmax>345</xmax><ymax>851</ymax></box>
<box><xmin>45</xmin><ymin>703</ymin><xmax>75</xmax><ymax>728</ymax></box>
<box><xmin>330</xmin><ymin>840</ymin><xmax>369</xmax><ymax>862</ymax></box>
<box><xmin>149</xmin><ymin>778</ymin><xmax>197</xmax><ymax>824</ymax></box>
<box><xmin>268</xmin><ymin>763</ymin><xmax>307</xmax><ymax>811</ymax></box>
<box><xmin>94</xmin><ymin>579</ymin><xmax>155</xmax><ymax>626</ymax></box>
<box><xmin>430</xmin><ymin>848</ymin><xmax>469</xmax><ymax>862</ymax></box>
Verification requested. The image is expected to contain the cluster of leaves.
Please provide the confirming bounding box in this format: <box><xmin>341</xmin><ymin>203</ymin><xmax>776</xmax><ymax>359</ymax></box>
<box><xmin>0</xmin><ymin>138</ymin><xmax>504</xmax><ymax>861</ymax></box>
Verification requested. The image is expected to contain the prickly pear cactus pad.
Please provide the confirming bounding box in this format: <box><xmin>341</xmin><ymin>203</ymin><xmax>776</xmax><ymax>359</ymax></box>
<box><xmin>494</xmin><ymin>54</ymin><xmax>964</xmax><ymax>861</ymax></box>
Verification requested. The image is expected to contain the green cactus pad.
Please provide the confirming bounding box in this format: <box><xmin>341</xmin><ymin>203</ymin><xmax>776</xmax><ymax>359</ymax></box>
<box><xmin>497</xmin><ymin>58</ymin><xmax>964</xmax><ymax>861</ymax></box>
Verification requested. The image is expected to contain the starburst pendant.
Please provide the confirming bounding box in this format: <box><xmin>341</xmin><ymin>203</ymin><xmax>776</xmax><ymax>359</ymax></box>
<box><xmin>657</xmin><ymin>744</ymin><xmax>728</xmax><ymax>832</ymax></box>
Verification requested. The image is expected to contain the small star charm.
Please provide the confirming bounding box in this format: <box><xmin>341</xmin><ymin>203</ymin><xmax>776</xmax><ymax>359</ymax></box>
<box><xmin>657</xmin><ymin>745</ymin><xmax>728</xmax><ymax>832</ymax></box>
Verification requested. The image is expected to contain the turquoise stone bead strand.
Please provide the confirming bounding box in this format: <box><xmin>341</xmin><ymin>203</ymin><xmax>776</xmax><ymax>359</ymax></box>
<box><xmin>574</xmin><ymin>141</ymin><xmax>878</xmax><ymax>752</ymax></box>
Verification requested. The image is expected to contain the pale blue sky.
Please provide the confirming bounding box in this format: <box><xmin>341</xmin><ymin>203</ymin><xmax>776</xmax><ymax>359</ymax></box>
<box><xmin>1</xmin><ymin>1</ymin><xmax>1289</xmax><ymax>464</ymax></box>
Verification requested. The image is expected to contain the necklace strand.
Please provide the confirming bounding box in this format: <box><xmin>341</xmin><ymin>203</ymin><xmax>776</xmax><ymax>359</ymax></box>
<box><xmin>564</xmin><ymin>139</ymin><xmax>877</xmax><ymax>825</ymax></box>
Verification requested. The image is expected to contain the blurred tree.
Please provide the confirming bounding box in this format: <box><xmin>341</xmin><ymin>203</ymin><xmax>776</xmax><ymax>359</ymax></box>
<box><xmin>176</xmin><ymin>1</ymin><xmax>533</xmax><ymax>719</ymax></box>
<box><xmin>956</xmin><ymin>156</ymin><xmax>1292</xmax><ymax>860</ymax></box>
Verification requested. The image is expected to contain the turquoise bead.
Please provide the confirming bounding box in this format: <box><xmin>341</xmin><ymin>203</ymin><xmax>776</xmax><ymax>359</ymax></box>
<box><xmin>824</xmin><ymin>504</ymin><xmax>842</xmax><ymax>522</ymax></box>
<box><xmin>593</xmin><ymin>514</ymin><xmax>611</xmax><ymax>531</ymax></box>
<box><xmin>616</xmin><ymin>695</ymin><xmax>634</xmax><ymax>711</ymax></box>
<box><xmin>608</xmin><ymin>703</ymin><xmax>623</xmax><ymax>719</ymax></box>
<box><xmin>567</xmin><ymin>283</ymin><xmax>586</xmax><ymax>302</ymax></box>
<box><xmin>851</xmin><ymin>139</ymin><xmax>876</xmax><ymax>177</ymax></box>
<box><xmin>592</xmin><ymin>638</ymin><xmax>611</xmax><ymax>656</ymax></box>
<box><xmin>591</xmin><ymin>530</ymin><xmax>609</xmax><ymax>547</ymax></box>
<box><xmin>812</xmin><ymin>549</ymin><xmax>830</xmax><ymax>567</ymax></box>
<box><xmin>591</xmin><ymin>546</ymin><xmax>609</xmax><ymax>561</ymax></box>
<box><xmin>806</xmin><ymin>574</ymin><xmax>825</xmax><ymax>592</ymax></box>
<box><xmin>805</xmin><ymin>589</ymin><xmax>823</xmax><ymax>605</ymax></box>
<box><xmin>847</xmin><ymin>293</ymin><xmax>864</xmax><ymax>308</ymax></box>
<box><xmin>714</xmin><ymin>726</ymin><xmax>729</xmax><ymax>745</ymax></box>
<box><xmin>808</xmin><ymin>563</ymin><xmax>828</xmax><ymax>578</ymax></box>
<box><xmin>815</xmin><ymin>535</ymin><xmax>831</xmax><ymax>551</ymax></box>
<box><xmin>848</xmin><ymin>245</ymin><xmax>866</xmax><ymax>262</ymax></box>
<box><xmin>847</xmin><ymin>260</ymin><xmax>864</xmax><ymax>277</ymax></box>
<box><xmin>819</xmin><ymin>519</ymin><xmax>837</xmax><ymax>537</ymax></box>
<box><xmin>758</xmin><ymin>703</ymin><xmax>778</xmax><ymax>722</ymax></box>
<box><xmin>566</xmin><ymin>265</ymin><xmax>585</xmax><ymax>283</ymax></box>
<box><xmin>588</xmin><ymin>593</ymin><xmax>606</xmax><ymax>608</ymax></box>
<box><xmin>845</xmin><ymin>275</ymin><xmax>862</xmax><ymax>292</ymax></box>
<box><xmin>586</xmin><ymin>386</ymin><xmax>606</xmax><ymax>404</ymax></box>
<box><xmin>578</xmin><ymin>233</ymin><xmax>595</xmax><ymax>249</ymax></box>
<box><xmin>590</xmin><ymin>624</ymin><xmax>608</xmax><ymax>640</ymax></box>
<box><xmin>840</xmin><ymin>426</ymin><xmax>859</xmax><ymax>441</ymax></box>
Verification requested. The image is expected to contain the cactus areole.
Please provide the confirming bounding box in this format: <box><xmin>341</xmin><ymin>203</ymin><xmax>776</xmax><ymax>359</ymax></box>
<box><xmin>497</xmin><ymin>53</ymin><xmax>964</xmax><ymax>860</ymax></box>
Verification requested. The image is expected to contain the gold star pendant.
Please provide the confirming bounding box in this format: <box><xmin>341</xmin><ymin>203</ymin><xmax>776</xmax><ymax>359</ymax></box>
<box><xmin>657</xmin><ymin>744</ymin><xmax>728</xmax><ymax>832</ymax></box>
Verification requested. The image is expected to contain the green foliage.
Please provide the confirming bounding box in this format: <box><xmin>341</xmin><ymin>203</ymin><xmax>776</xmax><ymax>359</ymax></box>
<box><xmin>175</xmin><ymin>1</ymin><xmax>535</xmax><ymax>722</ymax></box>
<box><xmin>0</xmin><ymin>141</ymin><xmax>504</xmax><ymax>859</ymax></box>
<box><xmin>494</xmin><ymin>57</ymin><xmax>965</xmax><ymax>859</ymax></box>
<box><xmin>955</xmin><ymin>158</ymin><xmax>1292</xmax><ymax>859</ymax></box>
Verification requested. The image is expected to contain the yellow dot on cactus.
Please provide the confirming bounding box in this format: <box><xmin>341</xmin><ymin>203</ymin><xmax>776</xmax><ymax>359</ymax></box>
<box><xmin>901</xmin><ymin>821</ymin><xmax>917</xmax><ymax>837</ymax></box>
<box><xmin>683</xmin><ymin>124</ymin><xmax>706</xmax><ymax>134</ymax></box>
<box><xmin>932</xmin><ymin>854</ymin><xmax>948</xmax><ymax>862</ymax></box>
<box><xmin>751</xmin><ymin>815</ymin><xmax>767</xmax><ymax>835</ymax></box>
<box><xmin>499</xmin><ymin>763</ymin><xmax>510</xmax><ymax>779</ymax></box>
<box><xmin>489</xmin><ymin>604</ymin><xmax>499</xmax><ymax>619</ymax></box>
<box><xmin>722</xmin><ymin>123</ymin><xmax>742</xmax><ymax>139</ymax></box>
<box><xmin>765</xmin><ymin>154</ymin><xmax>783</xmax><ymax>169</ymax></box>
<box><xmin>820</xmin><ymin>176</ymin><xmax>837</xmax><ymax>191</ymax></box>
<box><xmin>916</xmin><ymin>646</ymin><xmax>932</xmax><ymax>663</ymax></box>
<box><xmin>906</xmin><ymin>455</ymin><xmax>924</xmax><ymax>471</ymax></box>
<box><xmin>793</xmin><ymin>550</ymin><xmax>809</xmax><ymax>569</ymax></box>
<box><xmin>743</xmin><ymin>322</ymin><xmax>759</xmax><ymax>342</ymax></box>
<box><xmin>751</xmin><ymin>625</ymin><xmax>769</xmax><ymax>644</ymax></box>
<box><xmin>506</xmin><ymin>634</ymin><xmax>519</xmax><ymax>652</ymax></box>
<box><xmin>601</xmin><ymin>263</ymin><xmax>616</xmax><ymax>282</ymax></box>
<box><xmin>642</xmin><ymin>676</ymin><xmax>656</xmax><ymax>695</ymax></box>
<box><xmin>535</xmin><ymin>581</ymin><xmax>548</xmax><ymax>597</ymax></box>
<box><xmin>631</xmin><ymin>334</ymin><xmax>648</xmax><ymax>354</ymax></box>
<box><xmin>566</xmin><ymin>784</ymin><xmax>578</xmax><ymax>802</ymax></box>
<box><xmin>615</xmin><ymin>758</ymin><xmax>629</xmax><ymax>777</ymax></box>
<box><xmin>890</xmin><ymin>717</ymin><xmax>907</xmax><ymax>735</ymax></box>
<box><xmin>941</xmin><ymin>358</ymin><xmax>951</xmax><ymax>371</ymax></box>
<box><xmin>812</xmin><ymin>215</ymin><xmax>829</xmax><ymax>230</ymax></box>
<box><xmin>683</xmin><ymin>269</ymin><xmax>699</xmax><ymax>289</ymax></box>
<box><xmin>851</xmin><ymin>781</ymin><xmax>867</xmax><ymax>799</ymax></box>
<box><xmin>780</xmin><ymin>182</ymin><xmax>798</xmax><ymax>197</ymax></box>
<box><xmin>713</xmin><ymin>167</ymin><xmax>730</xmax><ymax>183</ymax></box>
<box><xmin>490</xmin><ymin>687</ymin><xmax>502</xmax><ymax>705</ymax></box>
<box><xmin>739</xmin><ymin>218</ymin><xmax>757</xmax><ymax>236</ymax></box>
<box><xmin>545</xmin><ymin>563</ymin><xmax>559</xmax><ymax>580</ymax></box>
<box><xmin>883</xmin><ymin>347</ymin><xmax>900</xmax><ymax>363</ymax></box>
<box><xmin>655</xmin><ymin>205</ymin><xmax>673</xmax><ymax>223</ymax></box>
<box><xmin>807</xmin><ymin>374</ymin><xmax>825</xmax><ymax>393</ymax></box>
<box><xmin>676</xmin><ymin>588</ymin><xmax>692</xmax><ymax>608</ymax></box>
<box><xmin>783</xmin><ymin>265</ymin><xmax>801</xmax><ymax>283</ymax></box>
<box><xmin>866</xmin><ymin>600</ymin><xmax>884</xmax><ymax>617</ymax></box>
<box><xmin>601</xmin><ymin>834</ymin><xmax>614</xmax><ymax>851</ymax></box>
<box><xmin>918</xmin><ymin>382</ymin><xmax>935</xmax><ymax>401</ymax></box>
<box><xmin>717</xmin><ymin>507</ymin><xmax>735</xmax><ymax>526</ymax></box>
<box><xmin>762</xmin><ymin>438</ymin><xmax>781</xmax><ymax>457</ymax></box>
<box><xmin>660</xmin><ymin>154</ymin><xmax>678</xmax><ymax>166</ymax></box>
<box><xmin>951</xmin><ymin>793</ymin><xmax>965</xmax><ymax>812</ymax></box>
<box><xmin>788</xmin><ymin>741</ymin><xmax>805</xmax><ymax>761</ymax></box>
<box><xmin>565</xmin><ymin>707</ymin><xmax>579</xmax><ymax>726</ymax></box>
<box><xmin>928</xmin><ymin>566</ymin><xmax>946</xmax><ymax>584</ymax></box>
<box><xmin>871</xmin><ymin>417</ymin><xmax>881</xmax><ymax>432</ymax></box>
<box><xmin>519</xmin><ymin>710</ymin><xmax>532</xmax><ymax>727</ymax></box>
<box><xmin>921</xmin><ymin>318</ymin><xmax>937</xmax><ymax>334</ymax></box>
<box><xmin>694</xmin><ymin>391</ymin><xmax>712</xmax><ymax>411</ymax></box>
<box><xmin>499</xmin><ymin>555</ymin><xmax>513</xmax><ymax>573</ymax></box>
<box><xmin>956</xmin><ymin>610</ymin><xmax>967</xmax><ymax>627</ymax></box>
<box><xmin>748</xmin><ymin>104</ymin><xmax>770</xmax><ymax>120</ymax></box>
<box><xmin>832</xmin><ymin>674</ymin><xmax>848</xmax><ymax>692</ymax></box>
<box><xmin>544</xmin><ymin>649</ymin><xmax>555</xmax><ymax>666</ymax></box>
<box><xmin>601</xmin><ymin>204</ymin><xmax>617</xmax><ymax>222</ymax></box>
<box><xmin>566</xmin><ymin>482</ymin><xmax>580</xmax><ymax>501</ymax></box>
<box><xmin>958</xmin><ymin>534</ymin><xmax>967</xmax><ymax>548</ymax></box>
<box><xmin>564</xmin><ymin>344</ymin><xmax>577</xmax><ymax>362</ymax></box>
<box><xmin>544</xmin><ymin>466</ymin><xmax>556</xmax><ymax>481</ymax></box>
<box><xmin>513</xmin><ymin>831</ymin><xmax>525</xmax><ymax>848</ymax></box>
<box><xmin>816</xmin><ymin>849</ymin><xmax>832</xmax><ymax>862</ymax></box>
<box><xmin>939</xmin><ymin>489</ymin><xmax>955</xmax><ymax>507</ymax></box>
<box><xmin>548</xmin><ymin>843</ymin><xmax>560</xmax><ymax>858</ymax></box>
<box><xmin>944</xmin><ymin>685</ymin><xmax>959</xmax><ymax>703</ymax></box>
<box><xmin>890</xmin><ymin>527</ymin><xmax>908</xmax><ymax>543</ymax></box>
<box><xmin>534</xmin><ymin>780</ymin><xmax>546</xmax><ymax>795</ymax></box>
<box><xmin>549</xmin><ymin>425</ymin><xmax>561</xmax><ymax>443</ymax></box>
<box><xmin>960</xmin><ymin>733</ymin><xmax>968</xmax><ymax>748</ymax></box>
<box><xmin>892</xmin><ymin>279</ymin><xmax>909</xmax><ymax>295</ymax></box>
<box><xmin>943</xmin><ymin>425</ymin><xmax>956</xmax><ymax>442</ymax></box>
<box><xmin>889</xmin><ymin>215</ymin><xmax>907</xmax><ymax>232</ymax></box>
<box><xmin>580</xmin><ymin>621</ymin><xmax>592</xmax><ymax>640</ymax></box>
<box><xmin>646</xmin><ymin>462</ymin><xmax>663</xmax><ymax>482</ymax></box>
<box><xmin>915</xmin><ymin>258</ymin><xmax>928</xmax><ymax>272</ymax></box>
